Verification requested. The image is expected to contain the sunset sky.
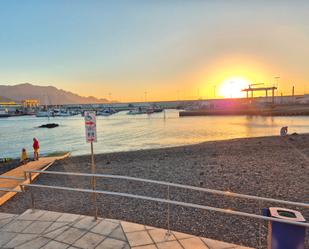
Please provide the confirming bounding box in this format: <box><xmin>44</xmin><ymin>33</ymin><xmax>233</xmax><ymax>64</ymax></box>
<box><xmin>1</xmin><ymin>1</ymin><xmax>309</xmax><ymax>102</ymax></box>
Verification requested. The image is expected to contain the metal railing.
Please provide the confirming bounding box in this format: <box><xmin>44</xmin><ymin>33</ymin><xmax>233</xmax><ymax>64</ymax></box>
<box><xmin>20</xmin><ymin>169</ymin><xmax>309</xmax><ymax>229</ymax></box>
<box><xmin>0</xmin><ymin>175</ymin><xmax>25</xmax><ymax>181</ymax></box>
<box><xmin>0</xmin><ymin>187</ymin><xmax>22</xmax><ymax>193</ymax></box>
<box><xmin>25</xmin><ymin>170</ymin><xmax>309</xmax><ymax>208</ymax></box>
<box><xmin>0</xmin><ymin>175</ymin><xmax>25</xmax><ymax>192</ymax></box>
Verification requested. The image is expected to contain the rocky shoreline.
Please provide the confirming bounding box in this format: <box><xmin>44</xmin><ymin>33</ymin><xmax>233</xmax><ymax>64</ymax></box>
<box><xmin>1</xmin><ymin>134</ymin><xmax>308</xmax><ymax>248</ymax></box>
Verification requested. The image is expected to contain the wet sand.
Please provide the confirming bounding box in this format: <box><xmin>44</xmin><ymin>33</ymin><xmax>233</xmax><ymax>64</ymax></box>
<box><xmin>1</xmin><ymin>134</ymin><xmax>308</xmax><ymax>248</ymax></box>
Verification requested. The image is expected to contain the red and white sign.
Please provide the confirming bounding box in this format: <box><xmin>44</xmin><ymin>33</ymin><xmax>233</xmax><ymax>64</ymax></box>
<box><xmin>84</xmin><ymin>111</ymin><xmax>97</xmax><ymax>143</ymax></box>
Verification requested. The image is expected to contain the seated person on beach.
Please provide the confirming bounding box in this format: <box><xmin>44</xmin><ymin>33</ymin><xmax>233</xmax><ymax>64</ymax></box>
<box><xmin>280</xmin><ymin>126</ymin><xmax>288</xmax><ymax>136</ymax></box>
<box><xmin>33</xmin><ymin>138</ymin><xmax>40</xmax><ymax>160</ymax></box>
<box><xmin>20</xmin><ymin>148</ymin><xmax>29</xmax><ymax>164</ymax></box>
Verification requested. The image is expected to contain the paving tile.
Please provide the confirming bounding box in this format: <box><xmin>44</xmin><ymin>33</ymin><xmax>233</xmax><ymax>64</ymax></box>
<box><xmin>41</xmin><ymin>240</ymin><xmax>70</xmax><ymax>249</ymax></box>
<box><xmin>233</xmin><ymin>246</ymin><xmax>254</xmax><ymax>249</ymax></box>
<box><xmin>0</xmin><ymin>231</ymin><xmax>17</xmax><ymax>247</ymax></box>
<box><xmin>172</xmin><ymin>231</ymin><xmax>194</xmax><ymax>240</ymax></box>
<box><xmin>73</xmin><ymin>216</ymin><xmax>99</xmax><ymax>230</ymax></box>
<box><xmin>157</xmin><ymin>240</ymin><xmax>183</xmax><ymax>249</ymax></box>
<box><xmin>91</xmin><ymin>220</ymin><xmax>119</xmax><ymax>236</ymax></box>
<box><xmin>121</xmin><ymin>221</ymin><xmax>146</xmax><ymax>233</ymax></box>
<box><xmin>179</xmin><ymin>237</ymin><xmax>209</xmax><ymax>249</ymax></box>
<box><xmin>2</xmin><ymin>220</ymin><xmax>33</xmax><ymax>232</ymax></box>
<box><xmin>109</xmin><ymin>225</ymin><xmax>127</xmax><ymax>241</ymax></box>
<box><xmin>148</xmin><ymin>228</ymin><xmax>176</xmax><ymax>243</ymax></box>
<box><xmin>39</xmin><ymin>211</ymin><xmax>62</xmax><ymax>221</ymax></box>
<box><xmin>43</xmin><ymin>222</ymin><xmax>68</xmax><ymax>234</ymax></box>
<box><xmin>126</xmin><ymin>230</ymin><xmax>153</xmax><ymax>247</ymax></box>
<box><xmin>55</xmin><ymin>227</ymin><xmax>86</xmax><ymax>244</ymax></box>
<box><xmin>17</xmin><ymin>209</ymin><xmax>45</xmax><ymax>220</ymax></box>
<box><xmin>73</xmin><ymin>232</ymin><xmax>106</xmax><ymax>249</ymax></box>
<box><xmin>43</xmin><ymin>224</ymin><xmax>70</xmax><ymax>239</ymax></box>
<box><xmin>0</xmin><ymin>217</ymin><xmax>16</xmax><ymax>229</ymax></box>
<box><xmin>201</xmin><ymin>238</ymin><xmax>238</xmax><ymax>249</ymax></box>
<box><xmin>57</xmin><ymin>213</ymin><xmax>81</xmax><ymax>223</ymax></box>
<box><xmin>133</xmin><ymin>245</ymin><xmax>157</xmax><ymax>249</ymax></box>
<box><xmin>96</xmin><ymin>237</ymin><xmax>129</xmax><ymax>249</ymax></box>
<box><xmin>145</xmin><ymin>225</ymin><xmax>156</xmax><ymax>230</ymax></box>
<box><xmin>0</xmin><ymin>212</ymin><xmax>17</xmax><ymax>220</ymax></box>
<box><xmin>105</xmin><ymin>218</ymin><xmax>121</xmax><ymax>224</ymax></box>
<box><xmin>23</xmin><ymin>221</ymin><xmax>53</xmax><ymax>234</ymax></box>
<box><xmin>4</xmin><ymin>233</ymin><xmax>38</xmax><ymax>248</ymax></box>
<box><xmin>15</xmin><ymin>236</ymin><xmax>50</xmax><ymax>249</ymax></box>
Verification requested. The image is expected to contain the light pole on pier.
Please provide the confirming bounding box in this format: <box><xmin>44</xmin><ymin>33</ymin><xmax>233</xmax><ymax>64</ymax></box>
<box><xmin>274</xmin><ymin>76</ymin><xmax>280</xmax><ymax>96</ymax></box>
<box><xmin>213</xmin><ymin>85</ymin><xmax>217</xmax><ymax>99</ymax></box>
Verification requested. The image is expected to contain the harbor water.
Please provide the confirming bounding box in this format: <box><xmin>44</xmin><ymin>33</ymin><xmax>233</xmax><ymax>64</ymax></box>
<box><xmin>1</xmin><ymin>109</ymin><xmax>309</xmax><ymax>158</ymax></box>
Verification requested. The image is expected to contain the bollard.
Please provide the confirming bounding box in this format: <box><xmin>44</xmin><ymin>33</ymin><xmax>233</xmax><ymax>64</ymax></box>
<box><xmin>263</xmin><ymin>207</ymin><xmax>306</xmax><ymax>249</ymax></box>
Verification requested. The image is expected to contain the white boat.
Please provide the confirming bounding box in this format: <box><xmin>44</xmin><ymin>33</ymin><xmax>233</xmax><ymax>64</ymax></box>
<box><xmin>0</xmin><ymin>108</ymin><xmax>10</xmax><ymax>118</ymax></box>
<box><xmin>52</xmin><ymin>109</ymin><xmax>72</xmax><ymax>117</ymax></box>
<box><xmin>36</xmin><ymin>111</ymin><xmax>51</xmax><ymax>117</ymax></box>
<box><xmin>97</xmin><ymin>109</ymin><xmax>113</xmax><ymax>116</ymax></box>
<box><xmin>128</xmin><ymin>107</ymin><xmax>154</xmax><ymax>115</ymax></box>
<box><xmin>58</xmin><ymin>110</ymin><xmax>71</xmax><ymax>117</ymax></box>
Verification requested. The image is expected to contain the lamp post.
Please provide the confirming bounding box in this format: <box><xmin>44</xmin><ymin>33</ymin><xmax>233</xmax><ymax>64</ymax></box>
<box><xmin>275</xmin><ymin>76</ymin><xmax>280</xmax><ymax>96</ymax></box>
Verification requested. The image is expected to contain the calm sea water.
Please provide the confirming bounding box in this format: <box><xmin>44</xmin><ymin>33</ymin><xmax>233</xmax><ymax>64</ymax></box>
<box><xmin>1</xmin><ymin>109</ymin><xmax>309</xmax><ymax>159</ymax></box>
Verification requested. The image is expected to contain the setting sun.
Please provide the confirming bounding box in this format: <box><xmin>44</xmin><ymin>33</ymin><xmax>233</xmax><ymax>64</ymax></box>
<box><xmin>218</xmin><ymin>77</ymin><xmax>250</xmax><ymax>98</ymax></box>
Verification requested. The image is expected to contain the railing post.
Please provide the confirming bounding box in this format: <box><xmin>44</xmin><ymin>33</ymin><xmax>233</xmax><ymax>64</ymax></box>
<box><xmin>30</xmin><ymin>192</ymin><xmax>35</xmax><ymax>211</ymax></box>
<box><xmin>91</xmin><ymin>142</ymin><xmax>98</xmax><ymax>220</ymax></box>
<box><xmin>28</xmin><ymin>172</ymin><xmax>32</xmax><ymax>183</ymax></box>
<box><xmin>166</xmin><ymin>185</ymin><xmax>171</xmax><ymax>238</ymax></box>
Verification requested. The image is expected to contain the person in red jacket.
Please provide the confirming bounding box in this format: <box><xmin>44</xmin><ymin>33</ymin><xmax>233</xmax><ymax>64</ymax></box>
<box><xmin>33</xmin><ymin>138</ymin><xmax>40</xmax><ymax>161</ymax></box>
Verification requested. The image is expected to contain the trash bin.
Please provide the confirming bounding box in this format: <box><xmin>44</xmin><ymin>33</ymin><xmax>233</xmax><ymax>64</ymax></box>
<box><xmin>263</xmin><ymin>207</ymin><xmax>306</xmax><ymax>249</ymax></box>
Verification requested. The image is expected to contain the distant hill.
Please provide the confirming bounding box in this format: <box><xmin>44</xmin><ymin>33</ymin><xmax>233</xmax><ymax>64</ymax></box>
<box><xmin>0</xmin><ymin>96</ymin><xmax>14</xmax><ymax>102</ymax></box>
<box><xmin>0</xmin><ymin>83</ymin><xmax>109</xmax><ymax>105</ymax></box>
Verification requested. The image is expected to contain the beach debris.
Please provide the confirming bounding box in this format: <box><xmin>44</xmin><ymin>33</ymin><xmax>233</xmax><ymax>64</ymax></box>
<box><xmin>38</xmin><ymin>123</ymin><xmax>59</xmax><ymax>129</ymax></box>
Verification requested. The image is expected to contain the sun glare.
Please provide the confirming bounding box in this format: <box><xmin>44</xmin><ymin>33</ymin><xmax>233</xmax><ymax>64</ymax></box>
<box><xmin>218</xmin><ymin>77</ymin><xmax>250</xmax><ymax>98</ymax></box>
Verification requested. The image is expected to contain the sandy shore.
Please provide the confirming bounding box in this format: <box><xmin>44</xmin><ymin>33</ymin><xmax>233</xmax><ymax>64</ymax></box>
<box><xmin>1</xmin><ymin>134</ymin><xmax>308</xmax><ymax>248</ymax></box>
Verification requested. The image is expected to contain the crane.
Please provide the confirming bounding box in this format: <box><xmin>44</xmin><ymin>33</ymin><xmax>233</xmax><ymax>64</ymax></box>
<box><xmin>248</xmin><ymin>83</ymin><xmax>264</xmax><ymax>89</ymax></box>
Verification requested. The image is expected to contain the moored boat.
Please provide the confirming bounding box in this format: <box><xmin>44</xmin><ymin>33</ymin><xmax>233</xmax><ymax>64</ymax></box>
<box><xmin>0</xmin><ymin>108</ymin><xmax>10</xmax><ymax>118</ymax></box>
<box><xmin>36</xmin><ymin>110</ymin><xmax>52</xmax><ymax>117</ymax></box>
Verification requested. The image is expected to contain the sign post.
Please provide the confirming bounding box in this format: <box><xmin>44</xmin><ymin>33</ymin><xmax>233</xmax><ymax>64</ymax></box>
<box><xmin>84</xmin><ymin>111</ymin><xmax>98</xmax><ymax>220</ymax></box>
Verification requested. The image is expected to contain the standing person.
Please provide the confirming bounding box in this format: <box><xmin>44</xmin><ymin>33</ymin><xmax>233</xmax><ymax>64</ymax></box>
<box><xmin>33</xmin><ymin>138</ymin><xmax>40</xmax><ymax>160</ymax></box>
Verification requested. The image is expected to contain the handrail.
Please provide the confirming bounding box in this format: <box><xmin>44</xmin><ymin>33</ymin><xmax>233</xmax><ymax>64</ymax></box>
<box><xmin>25</xmin><ymin>170</ymin><xmax>309</xmax><ymax>208</ymax></box>
<box><xmin>21</xmin><ymin>183</ymin><xmax>309</xmax><ymax>228</ymax></box>
<box><xmin>0</xmin><ymin>175</ymin><xmax>25</xmax><ymax>181</ymax></box>
<box><xmin>0</xmin><ymin>187</ymin><xmax>22</xmax><ymax>193</ymax></box>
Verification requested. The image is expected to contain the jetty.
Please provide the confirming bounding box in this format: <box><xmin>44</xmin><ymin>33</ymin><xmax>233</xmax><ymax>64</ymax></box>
<box><xmin>179</xmin><ymin>103</ymin><xmax>309</xmax><ymax>116</ymax></box>
<box><xmin>0</xmin><ymin>153</ymin><xmax>70</xmax><ymax>205</ymax></box>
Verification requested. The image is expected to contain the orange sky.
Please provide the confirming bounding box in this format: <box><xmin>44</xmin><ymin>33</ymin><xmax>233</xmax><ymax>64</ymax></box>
<box><xmin>1</xmin><ymin>1</ymin><xmax>309</xmax><ymax>102</ymax></box>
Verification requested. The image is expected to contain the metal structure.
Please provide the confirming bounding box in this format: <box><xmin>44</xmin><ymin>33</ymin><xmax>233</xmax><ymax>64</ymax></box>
<box><xmin>19</xmin><ymin>169</ymin><xmax>309</xmax><ymax>230</ymax></box>
<box><xmin>242</xmin><ymin>84</ymin><xmax>278</xmax><ymax>104</ymax></box>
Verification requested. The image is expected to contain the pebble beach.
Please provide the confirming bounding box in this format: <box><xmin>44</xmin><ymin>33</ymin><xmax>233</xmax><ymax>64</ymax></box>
<box><xmin>1</xmin><ymin>134</ymin><xmax>308</xmax><ymax>248</ymax></box>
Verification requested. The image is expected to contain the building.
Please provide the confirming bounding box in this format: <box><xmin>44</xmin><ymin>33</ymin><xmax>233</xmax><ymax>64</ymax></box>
<box><xmin>22</xmin><ymin>99</ymin><xmax>40</xmax><ymax>108</ymax></box>
<box><xmin>0</xmin><ymin>102</ymin><xmax>21</xmax><ymax>114</ymax></box>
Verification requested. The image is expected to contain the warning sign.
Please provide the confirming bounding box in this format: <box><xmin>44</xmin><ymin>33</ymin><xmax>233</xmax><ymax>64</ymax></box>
<box><xmin>84</xmin><ymin>111</ymin><xmax>97</xmax><ymax>143</ymax></box>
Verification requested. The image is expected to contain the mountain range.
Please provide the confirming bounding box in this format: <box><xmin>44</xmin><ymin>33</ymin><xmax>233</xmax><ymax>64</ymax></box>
<box><xmin>0</xmin><ymin>83</ymin><xmax>109</xmax><ymax>105</ymax></box>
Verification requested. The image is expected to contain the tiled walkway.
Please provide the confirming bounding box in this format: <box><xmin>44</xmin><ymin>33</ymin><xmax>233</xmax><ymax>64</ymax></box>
<box><xmin>0</xmin><ymin>209</ymin><xmax>254</xmax><ymax>249</ymax></box>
